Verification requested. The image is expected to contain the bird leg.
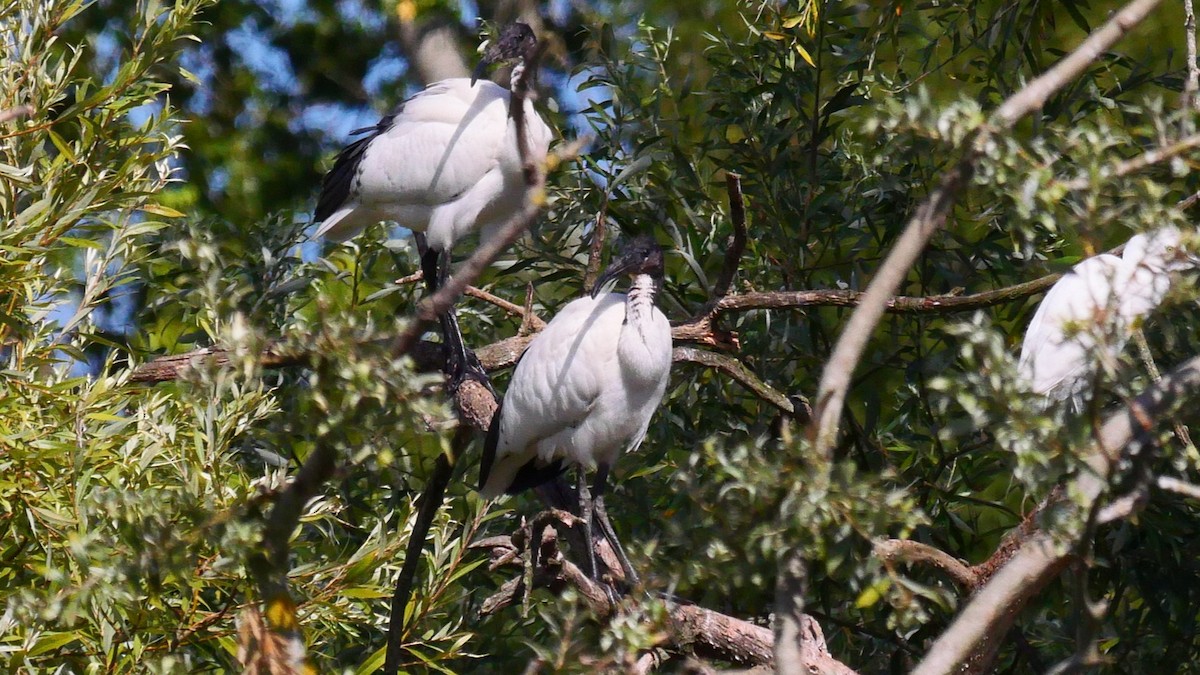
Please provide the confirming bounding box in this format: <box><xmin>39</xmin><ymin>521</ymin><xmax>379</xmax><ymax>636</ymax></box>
<box><xmin>575</xmin><ymin>470</ymin><xmax>600</xmax><ymax>585</ymax></box>
<box><xmin>592</xmin><ymin>463</ymin><xmax>640</xmax><ymax>589</ymax></box>
<box><xmin>414</xmin><ymin>241</ymin><xmax>495</xmax><ymax>397</ymax></box>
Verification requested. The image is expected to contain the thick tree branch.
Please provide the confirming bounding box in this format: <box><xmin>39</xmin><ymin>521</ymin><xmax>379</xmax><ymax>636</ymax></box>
<box><xmin>394</xmin><ymin>12</ymin><xmax>469</xmax><ymax>85</ymax></box>
<box><xmin>913</xmin><ymin>353</ymin><xmax>1200</xmax><ymax>675</ymax></box>
<box><xmin>784</xmin><ymin>1</ymin><xmax>1167</xmax><ymax>670</ymax></box>
<box><xmin>474</xmin><ymin>515</ymin><xmax>856</xmax><ymax>672</ymax></box>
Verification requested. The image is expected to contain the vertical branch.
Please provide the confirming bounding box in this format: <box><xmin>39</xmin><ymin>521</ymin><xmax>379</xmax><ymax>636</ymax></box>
<box><xmin>583</xmin><ymin>208</ymin><xmax>609</xmax><ymax>291</ymax></box>
<box><xmin>247</xmin><ymin>439</ymin><xmax>340</xmax><ymax>670</ymax></box>
<box><xmin>1186</xmin><ymin>0</ymin><xmax>1199</xmax><ymax>126</ymax></box>
<box><xmin>711</xmin><ymin>172</ymin><xmax>748</xmax><ymax>300</ymax></box>
<box><xmin>384</xmin><ymin>428</ymin><xmax>469</xmax><ymax>675</ymax></box>
<box><xmin>383</xmin><ymin>35</ymin><xmax>555</xmax><ymax>674</ymax></box>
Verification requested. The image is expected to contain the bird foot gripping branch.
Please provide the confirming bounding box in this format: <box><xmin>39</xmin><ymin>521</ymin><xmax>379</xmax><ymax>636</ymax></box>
<box><xmin>473</xmin><ymin>509</ymin><xmax>627</xmax><ymax>619</ymax></box>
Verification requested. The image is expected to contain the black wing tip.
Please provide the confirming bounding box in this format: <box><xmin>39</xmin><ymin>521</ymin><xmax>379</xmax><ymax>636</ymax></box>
<box><xmin>314</xmin><ymin>135</ymin><xmax>372</xmax><ymax>222</ymax></box>
<box><xmin>314</xmin><ymin>109</ymin><xmax>403</xmax><ymax>223</ymax></box>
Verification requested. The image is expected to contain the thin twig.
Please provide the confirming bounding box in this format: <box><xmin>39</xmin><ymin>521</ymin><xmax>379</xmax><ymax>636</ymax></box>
<box><xmin>1057</xmin><ymin>131</ymin><xmax>1200</xmax><ymax>190</ymax></box>
<box><xmin>673</xmin><ymin>347</ymin><xmax>798</xmax><ymax>414</ymax></box>
<box><xmin>394</xmin><ymin>271</ymin><xmax>546</xmax><ymax>328</ymax></box>
<box><xmin>1133</xmin><ymin>328</ymin><xmax>1196</xmax><ymax>452</ymax></box>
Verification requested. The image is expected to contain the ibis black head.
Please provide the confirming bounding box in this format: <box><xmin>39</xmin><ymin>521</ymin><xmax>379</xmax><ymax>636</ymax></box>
<box><xmin>472</xmin><ymin>23</ymin><xmax>537</xmax><ymax>86</ymax></box>
<box><xmin>591</xmin><ymin>235</ymin><xmax>665</xmax><ymax>298</ymax></box>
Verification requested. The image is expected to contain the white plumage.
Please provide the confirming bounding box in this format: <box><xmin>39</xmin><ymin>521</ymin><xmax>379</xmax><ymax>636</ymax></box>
<box><xmin>479</xmin><ymin>288</ymin><xmax>672</xmax><ymax>497</ymax></box>
<box><xmin>313</xmin><ymin>23</ymin><xmax>553</xmax><ymax>388</ymax></box>
<box><xmin>1018</xmin><ymin>226</ymin><xmax>1195</xmax><ymax>409</ymax></box>
<box><xmin>314</xmin><ymin>76</ymin><xmax>552</xmax><ymax>251</ymax></box>
<box><xmin>478</xmin><ymin>237</ymin><xmax>672</xmax><ymax>584</ymax></box>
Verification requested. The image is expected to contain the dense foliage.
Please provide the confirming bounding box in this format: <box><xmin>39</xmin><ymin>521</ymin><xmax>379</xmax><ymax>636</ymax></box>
<box><xmin>4</xmin><ymin>0</ymin><xmax>1200</xmax><ymax>671</ymax></box>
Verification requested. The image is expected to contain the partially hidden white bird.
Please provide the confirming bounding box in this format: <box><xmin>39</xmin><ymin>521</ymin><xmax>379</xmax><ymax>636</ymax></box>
<box><xmin>313</xmin><ymin>23</ymin><xmax>554</xmax><ymax>386</ymax></box>
<box><xmin>478</xmin><ymin>236</ymin><xmax>673</xmax><ymax>585</ymax></box>
<box><xmin>1018</xmin><ymin>226</ymin><xmax>1197</xmax><ymax>411</ymax></box>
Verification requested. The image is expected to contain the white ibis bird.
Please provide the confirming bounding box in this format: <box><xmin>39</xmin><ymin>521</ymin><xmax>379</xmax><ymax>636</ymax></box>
<box><xmin>1018</xmin><ymin>226</ymin><xmax>1196</xmax><ymax>410</ymax></box>
<box><xmin>478</xmin><ymin>236</ymin><xmax>673</xmax><ymax>585</ymax></box>
<box><xmin>313</xmin><ymin>23</ymin><xmax>554</xmax><ymax>387</ymax></box>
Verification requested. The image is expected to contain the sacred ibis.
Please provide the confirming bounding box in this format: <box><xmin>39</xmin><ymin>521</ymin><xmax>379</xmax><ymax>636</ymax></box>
<box><xmin>313</xmin><ymin>23</ymin><xmax>554</xmax><ymax>387</ymax></box>
<box><xmin>1018</xmin><ymin>226</ymin><xmax>1197</xmax><ymax>410</ymax></box>
<box><xmin>478</xmin><ymin>236</ymin><xmax>673</xmax><ymax>585</ymax></box>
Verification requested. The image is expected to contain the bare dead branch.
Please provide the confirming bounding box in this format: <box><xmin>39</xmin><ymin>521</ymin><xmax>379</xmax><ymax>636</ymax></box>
<box><xmin>873</xmin><ymin>539</ymin><xmax>979</xmax><ymax>589</ymax></box>
<box><xmin>130</xmin><ymin>268</ymin><xmax>1064</xmax><ymax>386</ymax></box>
<box><xmin>476</xmin><ymin>517</ymin><xmax>853</xmax><ymax>671</ymax></box>
<box><xmin>466</xmin><ymin>285</ymin><xmax>546</xmax><ymax>329</ymax></box>
<box><xmin>583</xmin><ymin>209</ymin><xmax>609</xmax><ymax>291</ymax></box>
<box><xmin>673</xmin><ymin>347</ymin><xmax>798</xmax><ymax>414</ymax></box>
<box><xmin>518</xmin><ymin>282</ymin><xmax>540</xmax><ymax>336</ymax></box>
<box><xmin>913</xmin><ymin>352</ymin><xmax>1200</xmax><ymax>675</ymax></box>
<box><xmin>395</xmin><ymin>271</ymin><xmax>546</xmax><ymax>329</ymax></box>
<box><xmin>710</xmin><ymin>172</ymin><xmax>747</xmax><ymax>300</ymax></box>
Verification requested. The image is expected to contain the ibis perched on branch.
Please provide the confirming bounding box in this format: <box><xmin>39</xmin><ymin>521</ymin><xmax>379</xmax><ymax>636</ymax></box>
<box><xmin>313</xmin><ymin>23</ymin><xmax>553</xmax><ymax>387</ymax></box>
<box><xmin>1018</xmin><ymin>226</ymin><xmax>1197</xmax><ymax>410</ymax></box>
<box><xmin>478</xmin><ymin>236</ymin><xmax>673</xmax><ymax>585</ymax></box>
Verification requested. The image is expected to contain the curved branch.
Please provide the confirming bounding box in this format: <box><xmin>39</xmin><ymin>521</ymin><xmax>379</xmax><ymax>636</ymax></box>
<box><xmin>873</xmin><ymin>539</ymin><xmax>979</xmax><ymax>590</ymax></box>
<box><xmin>673</xmin><ymin>347</ymin><xmax>799</xmax><ymax>414</ymax></box>
<box><xmin>913</xmin><ymin>352</ymin><xmax>1200</xmax><ymax>675</ymax></box>
<box><xmin>784</xmin><ymin>1</ymin><xmax>1167</xmax><ymax>670</ymax></box>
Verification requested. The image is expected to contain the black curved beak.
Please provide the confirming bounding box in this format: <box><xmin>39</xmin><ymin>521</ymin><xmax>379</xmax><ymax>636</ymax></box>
<box><xmin>591</xmin><ymin>258</ymin><xmax>636</xmax><ymax>298</ymax></box>
<box><xmin>470</xmin><ymin>59</ymin><xmax>490</xmax><ymax>87</ymax></box>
